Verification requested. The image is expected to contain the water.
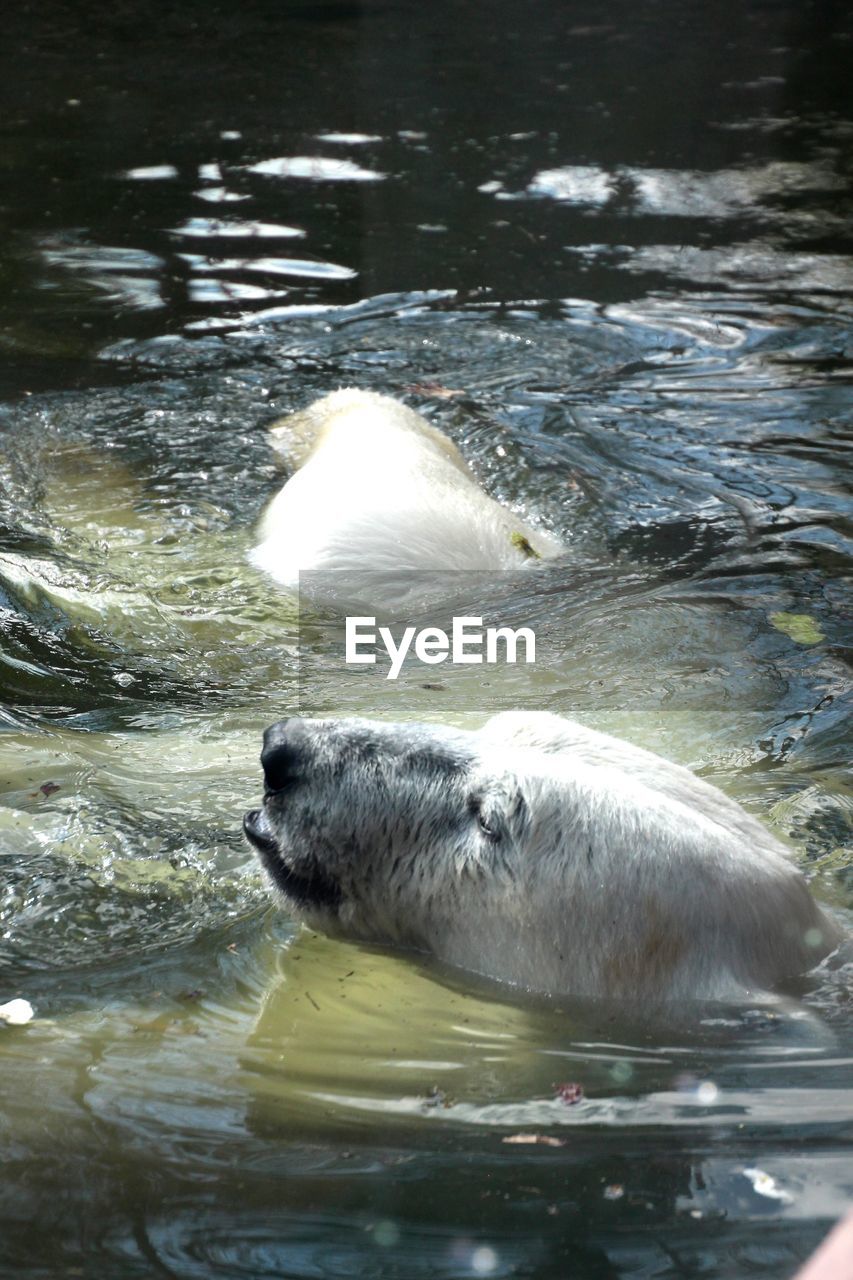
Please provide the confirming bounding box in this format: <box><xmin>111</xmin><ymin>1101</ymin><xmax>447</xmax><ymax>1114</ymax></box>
<box><xmin>1</xmin><ymin>1</ymin><xmax>851</xmax><ymax>1276</ymax></box>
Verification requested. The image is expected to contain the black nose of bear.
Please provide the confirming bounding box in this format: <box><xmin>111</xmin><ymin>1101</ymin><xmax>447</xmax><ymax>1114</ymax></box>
<box><xmin>261</xmin><ymin>717</ymin><xmax>309</xmax><ymax>792</ymax></box>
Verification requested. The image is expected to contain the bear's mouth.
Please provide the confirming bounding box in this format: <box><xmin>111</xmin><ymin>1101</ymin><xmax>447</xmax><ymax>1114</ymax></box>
<box><xmin>243</xmin><ymin>809</ymin><xmax>342</xmax><ymax>911</ymax></box>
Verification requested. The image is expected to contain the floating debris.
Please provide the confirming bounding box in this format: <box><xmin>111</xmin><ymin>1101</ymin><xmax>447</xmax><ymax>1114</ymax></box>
<box><xmin>742</xmin><ymin>1167</ymin><xmax>794</xmax><ymax>1203</ymax></box>
<box><xmin>511</xmin><ymin>531</ymin><xmax>541</xmax><ymax>559</ymax></box>
<box><xmin>502</xmin><ymin>1133</ymin><xmax>566</xmax><ymax>1148</ymax></box>
<box><xmin>30</xmin><ymin>781</ymin><xmax>61</xmax><ymax>799</ymax></box>
<box><xmin>422</xmin><ymin>1086</ymin><xmax>453</xmax><ymax>1110</ymax></box>
<box><xmin>0</xmin><ymin>999</ymin><xmax>34</xmax><ymax>1026</ymax></box>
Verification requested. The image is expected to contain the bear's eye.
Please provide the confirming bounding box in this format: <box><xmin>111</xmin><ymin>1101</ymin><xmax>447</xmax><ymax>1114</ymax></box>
<box><xmin>478</xmin><ymin>813</ymin><xmax>500</xmax><ymax>841</ymax></box>
<box><xmin>468</xmin><ymin>794</ymin><xmax>501</xmax><ymax>842</ymax></box>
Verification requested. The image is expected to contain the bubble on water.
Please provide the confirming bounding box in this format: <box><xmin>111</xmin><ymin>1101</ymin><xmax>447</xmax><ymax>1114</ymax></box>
<box><xmin>372</xmin><ymin>1220</ymin><xmax>400</xmax><ymax>1247</ymax></box>
<box><xmin>676</xmin><ymin>1074</ymin><xmax>719</xmax><ymax>1103</ymax></box>
<box><xmin>449</xmin><ymin>1240</ymin><xmax>501</xmax><ymax>1275</ymax></box>
<box><xmin>610</xmin><ymin>1059</ymin><xmax>633</xmax><ymax>1084</ymax></box>
<box><xmin>804</xmin><ymin>927</ymin><xmax>825</xmax><ymax>949</ymax></box>
<box><xmin>471</xmin><ymin>1245</ymin><xmax>499</xmax><ymax>1275</ymax></box>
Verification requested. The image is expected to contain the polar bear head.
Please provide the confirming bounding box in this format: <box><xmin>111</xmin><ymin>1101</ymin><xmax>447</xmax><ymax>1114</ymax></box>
<box><xmin>244</xmin><ymin>715</ymin><xmax>540</xmax><ymax>942</ymax></box>
<box><xmin>244</xmin><ymin>713</ymin><xmax>840</xmax><ymax>1003</ymax></box>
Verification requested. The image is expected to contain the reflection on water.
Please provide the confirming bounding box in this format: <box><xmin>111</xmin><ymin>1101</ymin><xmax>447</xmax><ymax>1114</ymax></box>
<box><xmin>0</xmin><ymin>0</ymin><xmax>851</xmax><ymax>1276</ymax></box>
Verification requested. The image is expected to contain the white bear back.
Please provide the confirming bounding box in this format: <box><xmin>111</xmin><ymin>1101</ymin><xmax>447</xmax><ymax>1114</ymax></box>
<box><xmin>251</xmin><ymin>389</ymin><xmax>564</xmax><ymax>588</ymax></box>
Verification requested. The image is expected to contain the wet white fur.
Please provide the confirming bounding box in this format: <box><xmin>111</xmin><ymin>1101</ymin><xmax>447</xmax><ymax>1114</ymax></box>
<box><xmin>250</xmin><ymin>389</ymin><xmax>563</xmax><ymax>592</ymax></box>
<box><xmin>253</xmin><ymin>710</ymin><xmax>842</xmax><ymax>1005</ymax></box>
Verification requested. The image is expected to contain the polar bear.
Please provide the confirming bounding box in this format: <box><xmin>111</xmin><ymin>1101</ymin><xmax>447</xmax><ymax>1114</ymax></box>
<box><xmin>243</xmin><ymin>711</ymin><xmax>843</xmax><ymax>1005</ymax></box>
<box><xmin>250</xmin><ymin>389</ymin><xmax>564</xmax><ymax>597</ymax></box>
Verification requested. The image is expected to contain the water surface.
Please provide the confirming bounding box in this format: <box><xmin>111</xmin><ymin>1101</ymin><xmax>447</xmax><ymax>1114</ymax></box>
<box><xmin>0</xmin><ymin>1</ymin><xmax>851</xmax><ymax>1277</ymax></box>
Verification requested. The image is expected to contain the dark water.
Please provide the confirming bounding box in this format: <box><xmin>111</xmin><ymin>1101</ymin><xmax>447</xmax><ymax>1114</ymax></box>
<box><xmin>1</xmin><ymin>2</ymin><xmax>851</xmax><ymax>1277</ymax></box>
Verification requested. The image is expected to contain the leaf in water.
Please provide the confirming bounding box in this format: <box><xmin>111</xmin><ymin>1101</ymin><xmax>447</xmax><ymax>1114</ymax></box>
<box><xmin>511</xmin><ymin>531</ymin><xmax>541</xmax><ymax>559</ymax></box>
<box><xmin>769</xmin><ymin>612</ymin><xmax>825</xmax><ymax>645</ymax></box>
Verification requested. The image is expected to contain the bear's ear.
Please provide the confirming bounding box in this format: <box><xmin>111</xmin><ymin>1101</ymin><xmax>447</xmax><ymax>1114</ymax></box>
<box><xmin>267</xmin><ymin>405</ymin><xmax>325</xmax><ymax>470</ymax></box>
<box><xmin>481</xmin><ymin>710</ymin><xmax>584</xmax><ymax>755</ymax></box>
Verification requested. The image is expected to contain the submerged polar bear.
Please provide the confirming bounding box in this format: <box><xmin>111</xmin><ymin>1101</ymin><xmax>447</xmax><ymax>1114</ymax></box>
<box><xmin>250</xmin><ymin>389</ymin><xmax>564</xmax><ymax>592</ymax></box>
<box><xmin>244</xmin><ymin>710</ymin><xmax>842</xmax><ymax>1005</ymax></box>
